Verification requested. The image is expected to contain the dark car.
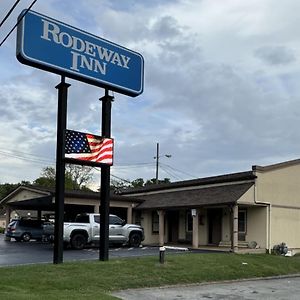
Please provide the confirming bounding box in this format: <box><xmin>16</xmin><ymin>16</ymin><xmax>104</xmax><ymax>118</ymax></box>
<box><xmin>6</xmin><ymin>219</ymin><xmax>45</xmax><ymax>242</ymax></box>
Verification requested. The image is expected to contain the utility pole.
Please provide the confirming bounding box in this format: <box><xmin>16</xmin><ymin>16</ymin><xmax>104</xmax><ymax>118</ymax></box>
<box><xmin>155</xmin><ymin>142</ymin><xmax>159</xmax><ymax>184</ymax></box>
<box><xmin>154</xmin><ymin>142</ymin><xmax>171</xmax><ymax>184</ymax></box>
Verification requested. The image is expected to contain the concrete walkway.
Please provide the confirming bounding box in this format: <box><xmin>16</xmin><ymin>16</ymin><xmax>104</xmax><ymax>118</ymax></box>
<box><xmin>112</xmin><ymin>275</ymin><xmax>300</xmax><ymax>300</ymax></box>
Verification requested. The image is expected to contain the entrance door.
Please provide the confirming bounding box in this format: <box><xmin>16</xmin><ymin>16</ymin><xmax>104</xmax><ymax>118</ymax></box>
<box><xmin>167</xmin><ymin>211</ymin><xmax>179</xmax><ymax>243</ymax></box>
<box><xmin>208</xmin><ymin>208</ymin><xmax>222</xmax><ymax>245</ymax></box>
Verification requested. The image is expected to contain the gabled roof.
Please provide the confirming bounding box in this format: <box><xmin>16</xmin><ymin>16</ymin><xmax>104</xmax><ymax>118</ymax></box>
<box><xmin>135</xmin><ymin>182</ymin><xmax>254</xmax><ymax>210</ymax></box>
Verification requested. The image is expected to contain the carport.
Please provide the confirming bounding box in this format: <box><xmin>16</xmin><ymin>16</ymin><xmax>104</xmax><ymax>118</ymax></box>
<box><xmin>0</xmin><ymin>185</ymin><xmax>143</xmax><ymax>228</ymax></box>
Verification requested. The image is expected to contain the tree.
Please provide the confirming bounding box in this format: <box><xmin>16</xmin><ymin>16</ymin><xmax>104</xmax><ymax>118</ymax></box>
<box><xmin>145</xmin><ymin>178</ymin><xmax>171</xmax><ymax>186</ymax></box>
<box><xmin>131</xmin><ymin>178</ymin><xmax>145</xmax><ymax>188</ymax></box>
<box><xmin>65</xmin><ymin>164</ymin><xmax>94</xmax><ymax>190</ymax></box>
<box><xmin>130</xmin><ymin>177</ymin><xmax>171</xmax><ymax>188</ymax></box>
<box><xmin>33</xmin><ymin>165</ymin><xmax>93</xmax><ymax>190</ymax></box>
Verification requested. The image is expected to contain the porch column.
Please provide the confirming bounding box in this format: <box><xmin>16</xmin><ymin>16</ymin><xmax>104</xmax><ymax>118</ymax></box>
<box><xmin>232</xmin><ymin>204</ymin><xmax>238</xmax><ymax>253</ymax></box>
<box><xmin>127</xmin><ymin>206</ymin><xmax>133</xmax><ymax>224</ymax></box>
<box><xmin>158</xmin><ymin>210</ymin><xmax>165</xmax><ymax>246</ymax></box>
<box><xmin>192</xmin><ymin>209</ymin><xmax>199</xmax><ymax>249</ymax></box>
<box><xmin>94</xmin><ymin>205</ymin><xmax>99</xmax><ymax>213</ymax></box>
<box><xmin>4</xmin><ymin>207</ymin><xmax>11</xmax><ymax>241</ymax></box>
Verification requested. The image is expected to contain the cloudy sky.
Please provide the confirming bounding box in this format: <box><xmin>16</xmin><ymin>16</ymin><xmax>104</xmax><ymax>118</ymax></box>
<box><xmin>1</xmin><ymin>0</ymin><xmax>300</xmax><ymax>189</ymax></box>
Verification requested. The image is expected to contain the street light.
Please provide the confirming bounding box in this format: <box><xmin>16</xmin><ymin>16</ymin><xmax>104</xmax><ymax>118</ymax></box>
<box><xmin>154</xmin><ymin>142</ymin><xmax>171</xmax><ymax>184</ymax></box>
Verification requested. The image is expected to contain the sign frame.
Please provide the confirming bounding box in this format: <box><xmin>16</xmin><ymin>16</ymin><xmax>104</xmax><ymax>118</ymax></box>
<box><xmin>16</xmin><ymin>10</ymin><xmax>144</xmax><ymax>97</ymax></box>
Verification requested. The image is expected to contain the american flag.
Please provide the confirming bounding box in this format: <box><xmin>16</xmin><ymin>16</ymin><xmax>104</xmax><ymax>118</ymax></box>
<box><xmin>65</xmin><ymin>130</ymin><xmax>113</xmax><ymax>165</ymax></box>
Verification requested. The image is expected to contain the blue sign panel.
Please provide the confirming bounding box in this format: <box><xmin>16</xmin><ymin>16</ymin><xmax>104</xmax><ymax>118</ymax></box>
<box><xmin>17</xmin><ymin>10</ymin><xmax>144</xmax><ymax>97</ymax></box>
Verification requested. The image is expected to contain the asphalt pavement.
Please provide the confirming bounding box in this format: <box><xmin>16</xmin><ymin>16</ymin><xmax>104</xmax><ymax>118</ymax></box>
<box><xmin>0</xmin><ymin>234</ymin><xmax>209</xmax><ymax>266</ymax></box>
<box><xmin>112</xmin><ymin>275</ymin><xmax>300</xmax><ymax>300</ymax></box>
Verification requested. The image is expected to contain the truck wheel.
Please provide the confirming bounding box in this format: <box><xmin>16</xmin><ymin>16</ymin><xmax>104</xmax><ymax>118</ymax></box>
<box><xmin>70</xmin><ymin>233</ymin><xmax>87</xmax><ymax>250</ymax></box>
<box><xmin>129</xmin><ymin>232</ymin><xmax>142</xmax><ymax>248</ymax></box>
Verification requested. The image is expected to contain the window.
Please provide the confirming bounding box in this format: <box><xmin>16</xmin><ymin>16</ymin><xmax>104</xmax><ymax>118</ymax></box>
<box><xmin>238</xmin><ymin>210</ymin><xmax>247</xmax><ymax>241</ymax></box>
<box><xmin>109</xmin><ymin>215</ymin><xmax>123</xmax><ymax>225</ymax></box>
<box><xmin>94</xmin><ymin>215</ymin><xmax>100</xmax><ymax>224</ymax></box>
<box><xmin>152</xmin><ymin>211</ymin><xmax>159</xmax><ymax>234</ymax></box>
<box><xmin>75</xmin><ymin>214</ymin><xmax>89</xmax><ymax>223</ymax></box>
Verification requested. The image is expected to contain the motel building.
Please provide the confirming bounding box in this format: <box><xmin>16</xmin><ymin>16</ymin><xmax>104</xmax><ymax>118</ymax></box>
<box><xmin>2</xmin><ymin>158</ymin><xmax>300</xmax><ymax>253</ymax></box>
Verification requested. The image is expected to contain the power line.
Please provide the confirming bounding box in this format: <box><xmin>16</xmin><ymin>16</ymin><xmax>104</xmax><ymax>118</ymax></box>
<box><xmin>0</xmin><ymin>0</ymin><xmax>21</xmax><ymax>28</ymax></box>
<box><xmin>160</xmin><ymin>162</ymin><xmax>198</xmax><ymax>179</ymax></box>
<box><xmin>92</xmin><ymin>167</ymin><xmax>132</xmax><ymax>184</ymax></box>
<box><xmin>0</xmin><ymin>0</ymin><xmax>38</xmax><ymax>47</ymax></box>
<box><xmin>160</xmin><ymin>165</ymin><xmax>184</xmax><ymax>181</ymax></box>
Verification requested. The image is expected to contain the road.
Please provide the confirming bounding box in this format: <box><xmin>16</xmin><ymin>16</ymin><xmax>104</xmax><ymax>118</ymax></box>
<box><xmin>112</xmin><ymin>276</ymin><xmax>300</xmax><ymax>300</ymax></box>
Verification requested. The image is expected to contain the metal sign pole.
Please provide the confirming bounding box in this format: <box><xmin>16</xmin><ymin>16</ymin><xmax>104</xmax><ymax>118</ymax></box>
<box><xmin>99</xmin><ymin>89</ymin><xmax>113</xmax><ymax>261</ymax></box>
<box><xmin>54</xmin><ymin>76</ymin><xmax>70</xmax><ymax>264</ymax></box>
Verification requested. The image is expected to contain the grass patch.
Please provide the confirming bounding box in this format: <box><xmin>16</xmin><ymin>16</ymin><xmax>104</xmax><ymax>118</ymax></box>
<box><xmin>0</xmin><ymin>253</ymin><xmax>300</xmax><ymax>299</ymax></box>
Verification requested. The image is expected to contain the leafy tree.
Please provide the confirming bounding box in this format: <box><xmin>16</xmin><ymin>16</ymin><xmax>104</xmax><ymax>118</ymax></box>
<box><xmin>131</xmin><ymin>178</ymin><xmax>145</xmax><ymax>188</ymax></box>
<box><xmin>145</xmin><ymin>178</ymin><xmax>171</xmax><ymax>186</ymax></box>
<box><xmin>65</xmin><ymin>164</ymin><xmax>94</xmax><ymax>190</ymax></box>
<box><xmin>130</xmin><ymin>177</ymin><xmax>171</xmax><ymax>188</ymax></box>
<box><xmin>33</xmin><ymin>165</ymin><xmax>93</xmax><ymax>190</ymax></box>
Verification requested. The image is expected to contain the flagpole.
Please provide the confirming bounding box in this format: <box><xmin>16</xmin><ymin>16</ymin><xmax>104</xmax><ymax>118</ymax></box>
<box><xmin>99</xmin><ymin>89</ymin><xmax>114</xmax><ymax>261</ymax></box>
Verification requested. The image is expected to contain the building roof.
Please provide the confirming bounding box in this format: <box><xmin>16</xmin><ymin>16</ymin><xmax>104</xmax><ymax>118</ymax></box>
<box><xmin>135</xmin><ymin>182</ymin><xmax>254</xmax><ymax>210</ymax></box>
<box><xmin>253</xmin><ymin>158</ymin><xmax>300</xmax><ymax>172</ymax></box>
<box><xmin>119</xmin><ymin>170</ymin><xmax>255</xmax><ymax>195</ymax></box>
<box><xmin>0</xmin><ymin>185</ymin><xmax>143</xmax><ymax>210</ymax></box>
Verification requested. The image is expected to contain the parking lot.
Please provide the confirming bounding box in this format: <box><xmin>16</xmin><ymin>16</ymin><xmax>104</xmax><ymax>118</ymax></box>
<box><xmin>0</xmin><ymin>234</ymin><xmax>212</xmax><ymax>266</ymax></box>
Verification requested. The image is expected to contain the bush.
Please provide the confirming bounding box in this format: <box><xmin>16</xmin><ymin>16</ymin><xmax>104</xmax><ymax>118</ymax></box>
<box><xmin>0</xmin><ymin>227</ymin><xmax>5</xmax><ymax>234</ymax></box>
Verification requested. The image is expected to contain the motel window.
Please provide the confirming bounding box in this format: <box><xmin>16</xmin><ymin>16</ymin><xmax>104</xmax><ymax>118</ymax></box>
<box><xmin>152</xmin><ymin>211</ymin><xmax>159</xmax><ymax>233</ymax></box>
<box><xmin>238</xmin><ymin>210</ymin><xmax>247</xmax><ymax>233</ymax></box>
<box><xmin>238</xmin><ymin>210</ymin><xmax>247</xmax><ymax>241</ymax></box>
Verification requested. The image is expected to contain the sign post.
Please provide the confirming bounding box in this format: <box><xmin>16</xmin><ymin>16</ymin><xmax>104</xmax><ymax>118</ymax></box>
<box><xmin>54</xmin><ymin>76</ymin><xmax>70</xmax><ymax>264</ymax></box>
<box><xmin>99</xmin><ymin>89</ymin><xmax>113</xmax><ymax>261</ymax></box>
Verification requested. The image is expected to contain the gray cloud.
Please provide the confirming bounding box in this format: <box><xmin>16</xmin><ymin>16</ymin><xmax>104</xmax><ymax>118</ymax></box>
<box><xmin>254</xmin><ymin>46</ymin><xmax>296</xmax><ymax>65</ymax></box>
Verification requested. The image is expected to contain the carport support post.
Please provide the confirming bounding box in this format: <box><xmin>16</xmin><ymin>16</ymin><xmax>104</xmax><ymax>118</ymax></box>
<box><xmin>4</xmin><ymin>207</ymin><xmax>11</xmax><ymax>241</ymax></box>
<box><xmin>53</xmin><ymin>76</ymin><xmax>70</xmax><ymax>264</ymax></box>
<box><xmin>99</xmin><ymin>89</ymin><xmax>113</xmax><ymax>261</ymax></box>
<box><xmin>232</xmin><ymin>204</ymin><xmax>238</xmax><ymax>253</ymax></box>
<box><xmin>192</xmin><ymin>209</ymin><xmax>199</xmax><ymax>249</ymax></box>
<box><xmin>158</xmin><ymin>210</ymin><xmax>165</xmax><ymax>246</ymax></box>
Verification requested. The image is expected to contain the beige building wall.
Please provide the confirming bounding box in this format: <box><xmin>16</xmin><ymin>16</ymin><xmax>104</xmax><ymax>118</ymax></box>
<box><xmin>198</xmin><ymin>208</ymin><xmax>208</xmax><ymax>245</ymax></box>
<box><xmin>271</xmin><ymin>206</ymin><xmax>300</xmax><ymax>249</ymax></box>
<box><xmin>140</xmin><ymin>211</ymin><xmax>160</xmax><ymax>244</ymax></box>
<box><xmin>237</xmin><ymin>185</ymin><xmax>255</xmax><ymax>205</ymax></box>
<box><xmin>255</xmin><ymin>164</ymin><xmax>300</xmax><ymax>206</ymax></box>
<box><xmin>246</xmin><ymin>206</ymin><xmax>267</xmax><ymax>248</ymax></box>
<box><xmin>254</xmin><ymin>163</ymin><xmax>300</xmax><ymax>249</ymax></box>
<box><xmin>6</xmin><ymin>189</ymin><xmax>50</xmax><ymax>203</ymax></box>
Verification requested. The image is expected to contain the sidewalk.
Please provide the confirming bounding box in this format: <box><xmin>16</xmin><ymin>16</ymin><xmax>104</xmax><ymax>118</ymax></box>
<box><xmin>112</xmin><ymin>275</ymin><xmax>300</xmax><ymax>300</ymax></box>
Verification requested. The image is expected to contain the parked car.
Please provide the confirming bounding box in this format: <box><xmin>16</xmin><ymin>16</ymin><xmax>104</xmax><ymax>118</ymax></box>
<box><xmin>6</xmin><ymin>219</ymin><xmax>45</xmax><ymax>242</ymax></box>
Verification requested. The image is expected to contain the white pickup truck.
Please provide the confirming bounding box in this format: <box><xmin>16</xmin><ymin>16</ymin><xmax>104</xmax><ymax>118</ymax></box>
<box><xmin>43</xmin><ymin>213</ymin><xmax>144</xmax><ymax>250</ymax></box>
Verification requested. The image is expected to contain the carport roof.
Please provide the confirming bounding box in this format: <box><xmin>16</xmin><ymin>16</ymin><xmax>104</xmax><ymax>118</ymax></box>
<box><xmin>135</xmin><ymin>182</ymin><xmax>254</xmax><ymax>210</ymax></box>
<box><xmin>0</xmin><ymin>185</ymin><xmax>143</xmax><ymax>210</ymax></box>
